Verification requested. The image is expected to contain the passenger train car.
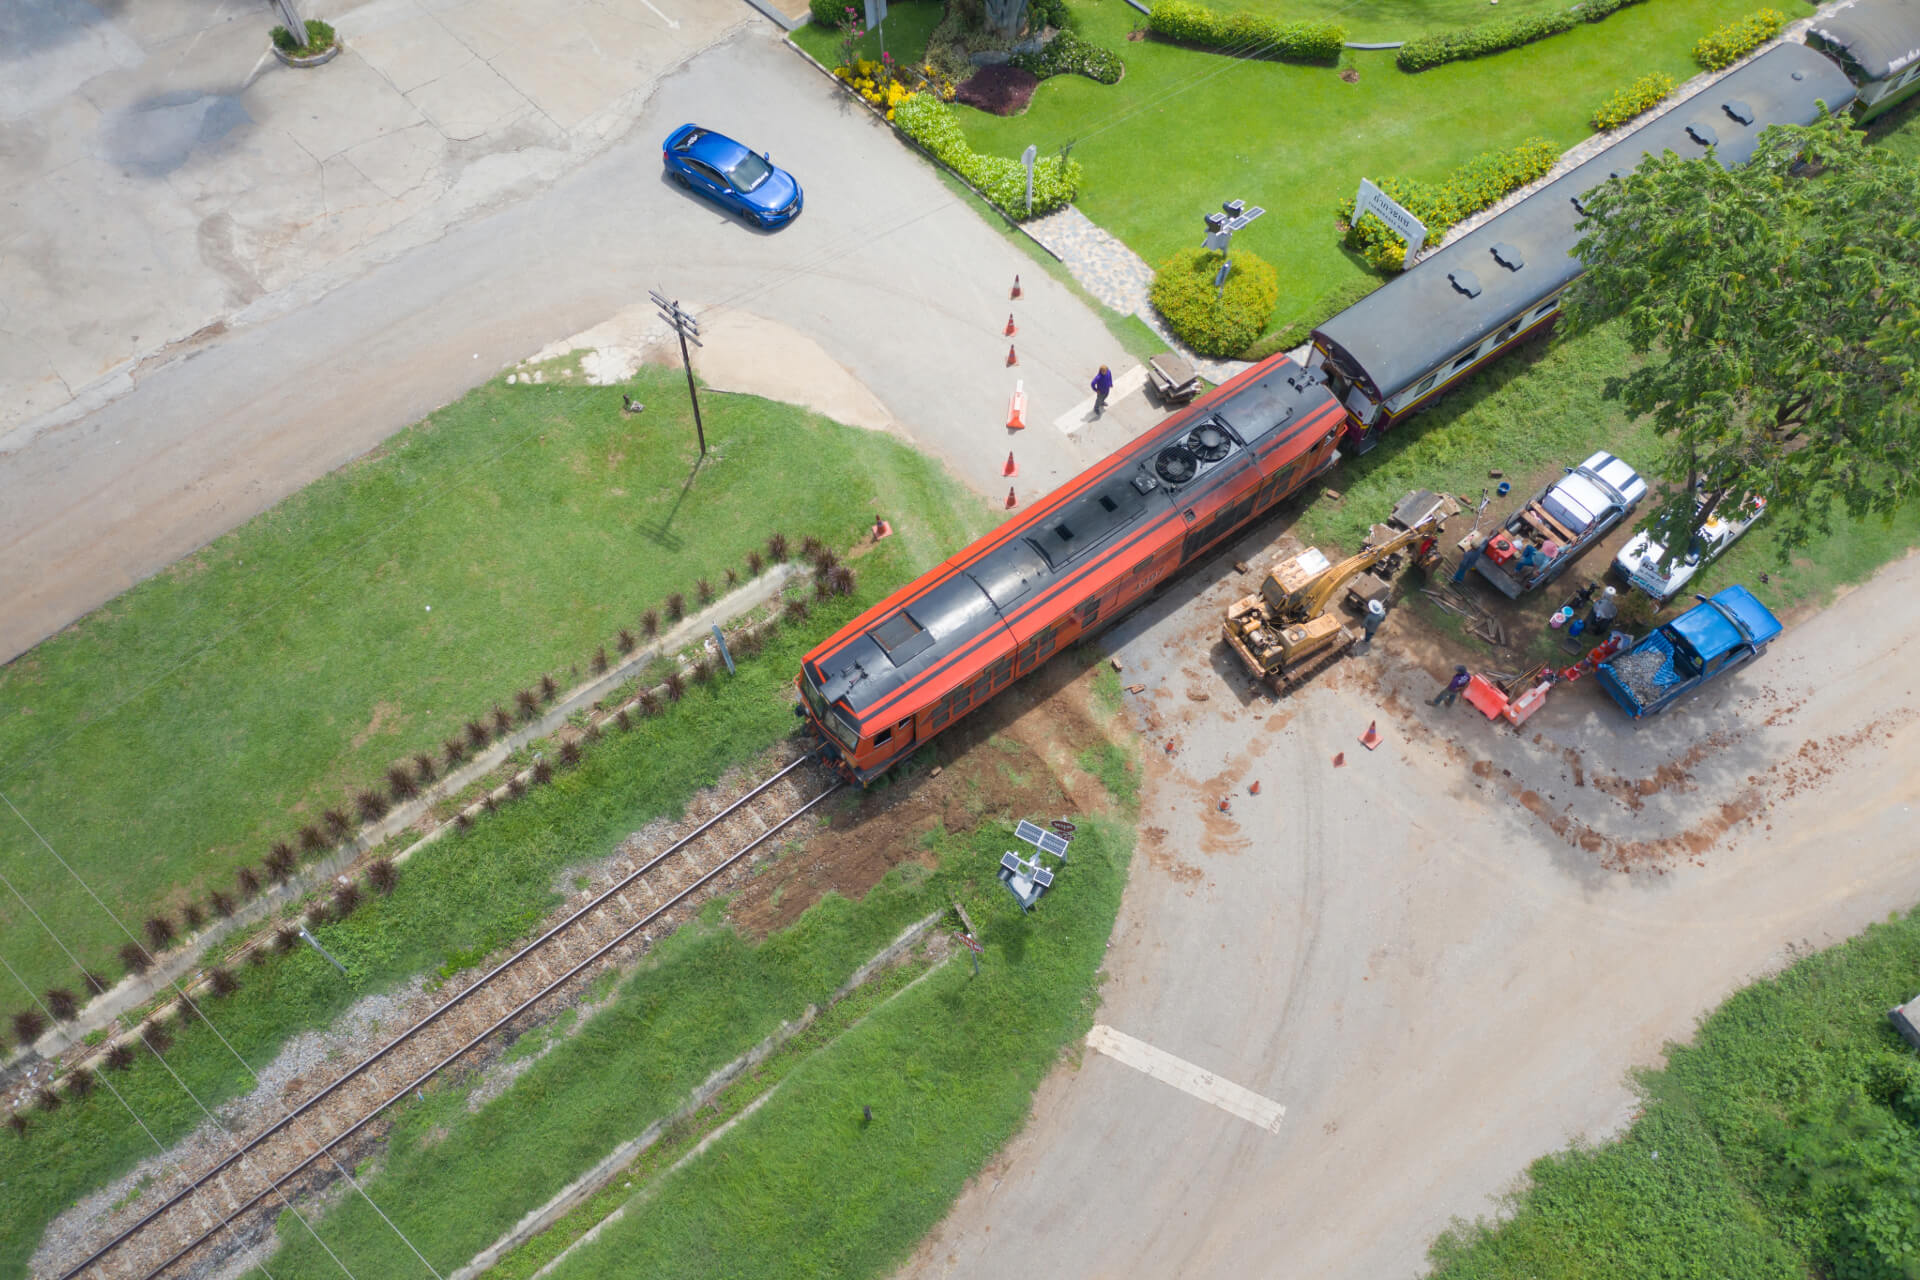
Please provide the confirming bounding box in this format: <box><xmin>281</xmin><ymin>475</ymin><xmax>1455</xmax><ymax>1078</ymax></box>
<box><xmin>1808</xmin><ymin>0</ymin><xmax>1920</xmax><ymax>122</ymax></box>
<box><xmin>797</xmin><ymin>356</ymin><xmax>1346</xmax><ymax>782</ymax></box>
<box><xmin>1306</xmin><ymin>43</ymin><xmax>1858</xmax><ymax>451</ymax></box>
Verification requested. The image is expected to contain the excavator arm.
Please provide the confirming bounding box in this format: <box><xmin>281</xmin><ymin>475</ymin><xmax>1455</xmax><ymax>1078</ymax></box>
<box><xmin>1278</xmin><ymin>516</ymin><xmax>1442</xmax><ymax>623</ymax></box>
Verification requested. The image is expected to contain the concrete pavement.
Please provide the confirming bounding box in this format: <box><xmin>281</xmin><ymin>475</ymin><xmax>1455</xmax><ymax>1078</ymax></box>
<box><xmin>0</xmin><ymin>23</ymin><xmax>1153</xmax><ymax>661</ymax></box>
<box><xmin>901</xmin><ymin>537</ymin><xmax>1920</xmax><ymax>1279</ymax></box>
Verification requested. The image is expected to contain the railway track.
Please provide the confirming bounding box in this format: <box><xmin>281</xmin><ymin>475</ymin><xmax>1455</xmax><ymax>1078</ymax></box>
<box><xmin>60</xmin><ymin>751</ymin><xmax>844</xmax><ymax>1280</ymax></box>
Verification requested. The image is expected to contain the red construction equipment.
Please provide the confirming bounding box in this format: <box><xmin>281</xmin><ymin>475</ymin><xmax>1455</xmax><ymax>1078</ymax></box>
<box><xmin>1011</xmin><ymin>274</ymin><xmax>1022</xmax><ymax>300</ymax></box>
<box><xmin>1005</xmin><ymin>486</ymin><xmax>1018</xmax><ymax>509</ymax></box>
<box><xmin>1002</xmin><ymin>451</ymin><xmax>1018</xmax><ymax>477</ymax></box>
<box><xmin>1006</xmin><ymin>379</ymin><xmax>1026</xmax><ymax>430</ymax></box>
<box><xmin>1360</xmin><ymin>720</ymin><xmax>1382</xmax><ymax>750</ymax></box>
<box><xmin>1004</xmin><ymin>313</ymin><xmax>1018</xmax><ymax>337</ymax></box>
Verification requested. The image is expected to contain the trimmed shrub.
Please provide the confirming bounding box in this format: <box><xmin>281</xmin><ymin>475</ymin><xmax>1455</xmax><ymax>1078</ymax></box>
<box><xmin>828</xmin><ymin>564</ymin><xmax>857</xmax><ymax>597</ymax></box>
<box><xmin>616</xmin><ymin>627</ymin><xmax>637</xmax><ymax>655</ymax></box>
<box><xmin>387</xmin><ymin>763</ymin><xmax>419</xmax><ymax>800</ymax></box>
<box><xmin>6</xmin><ymin>1111</ymin><xmax>26</xmax><ymax>1137</ymax></box>
<box><xmin>444</xmin><ymin>737</ymin><xmax>467</xmax><ymax>767</ymax></box>
<box><xmin>592</xmin><ymin>645</ymin><xmax>609</xmax><ymax>674</ymax></box>
<box><xmin>273</xmin><ymin>926</ymin><xmax>300</xmax><ymax>954</ymax></box>
<box><xmin>208</xmin><ymin>967</ymin><xmax>240</xmax><ymax>997</ymax></box>
<box><xmin>1339</xmin><ymin>136</ymin><xmax>1558</xmax><ymax>272</ymax></box>
<box><xmin>641</xmin><ymin>609</ymin><xmax>660</xmax><ymax>638</ymax></box>
<box><xmin>265</xmin><ymin>843</ymin><xmax>298</xmax><ymax>881</ymax></box>
<box><xmin>559</xmin><ymin>739</ymin><xmax>583</xmax><ymax>767</ymax></box>
<box><xmin>696</xmin><ymin>578</ymin><xmax>715</xmax><ymax>604</ymax></box>
<box><xmin>1695</xmin><ymin>8</ymin><xmax>1785</xmax><ymax>69</ymax></box>
<box><xmin>746</xmin><ymin>550</ymin><xmax>765</xmax><ymax>575</ymax></box>
<box><xmin>1147</xmin><ymin>1</ymin><xmax>1344</xmax><ymax>61</ymax></box>
<box><xmin>323</xmin><ymin>808</ymin><xmax>352</xmax><ymax>839</ymax></box>
<box><xmin>45</xmin><ymin>988</ymin><xmax>78</xmax><ymax>1022</ymax></box>
<box><xmin>66</xmin><ymin>1067</ymin><xmax>95</xmax><ymax>1100</ymax></box>
<box><xmin>892</xmin><ymin>94</ymin><xmax>1082</xmax><ymax>220</ymax></box>
<box><xmin>118</xmin><ymin>942</ymin><xmax>152</xmax><ymax>975</ymax></box>
<box><xmin>785</xmin><ymin>598</ymin><xmax>810</xmax><ymax>624</ymax></box>
<box><xmin>12</xmin><ymin>1008</ymin><xmax>47</xmax><ymax>1048</ymax></box>
<box><xmin>139</xmin><ymin>1022</ymin><xmax>172</xmax><ymax>1056</ymax></box>
<box><xmin>666</xmin><ymin>593</ymin><xmax>686</xmax><ymax>621</ymax></box>
<box><xmin>540</xmin><ymin>673</ymin><xmax>559</xmax><ymax>702</ymax></box>
<box><xmin>616</xmin><ymin>708</ymin><xmax>634</xmax><ymax>732</ymax></box>
<box><xmin>236</xmin><ymin>866</ymin><xmax>262</xmax><ymax>899</ymax></box>
<box><xmin>531</xmin><ymin>759</ymin><xmax>554</xmax><ymax>786</ymax></box>
<box><xmin>104</xmin><ymin>1043</ymin><xmax>135</xmax><ymax>1071</ymax></box>
<box><xmin>180</xmin><ymin>902</ymin><xmax>205</xmax><ymax>931</ymax></box>
<box><xmin>305</xmin><ymin>901</ymin><xmax>332</xmax><ymax>929</ymax></box>
<box><xmin>83</xmin><ymin>970</ymin><xmax>111</xmax><ymax>996</ymax></box>
<box><xmin>412</xmin><ymin>752</ymin><xmax>437</xmax><ymax>785</ymax></box>
<box><xmin>1591</xmin><ymin>71</ymin><xmax>1676</xmax><ymax>131</ymax></box>
<box><xmin>1398</xmin><ymin>9</ymin><xmax>1575</xmax><ymax>71</ymax></box>
<box><xmin>515</xmin><ymin>689</ymin><xmax>540</xmax><ymax>721</ymax></box>
<box><xmin>692</xmin><ymin>658</ymin><xmax>715</xmax><ymax>685</ymax></box>
<box><xmin>1239</xmin><ymin>277</ymin><xmax>1382</xmax><ymax>360</ymax></box>
<box><xmin>368</xmin><ymin>857</ymin><xmax>398</xmax><ymax>894</ymax></box>
<box><xmin>357</xmin><ymin>788</ymin><xmax>389</xmax><ymax>822</ymax></box>
<box><xmin>492</xmin><ymin>706</ymin><xmax>514</xmax><ymax>737</ymax></box>
<box><xmin>1012</xmin><ymin>29</ymin><xmax>1123</xmax><ymax>83</ymax></box>
<box><xmin>664</xmin><ymin>671</ymin><xmax>686</xmax><ymax>703</ymax></box>
<box><xmin>639</xmin><ymin>690</ymin><xmax>663</xmax><ymax>717</ymax></box>
<box><xmin>1150</xmin><ymin>248</ymin><xmax>1280</xmax><ymax>357</ymax></box>
<box><xmin>767</xmin><ymin>532</ymin><xmax>789</xmax><ymax>561</ymax></box>
<box><xmin>299</xmin><ymin>823</ymin><xmax>327</xmax><ymax>854</ymax></box>
<box><xmin>209</xmin><ymin>889</ymin><xmax>236</xmax><ymax>918</ymax></box>
<box><xmin>35</xmin><ymin>1086</ymin><xmax>61</xmax><ymax>1112</ymax></box>
<box><xmin>809</xmin><ymin>0</ymin><xmax>850</xmax><ymax>24</ymax></box>
<box><xmin>143</xmin><ymin>915</ymin><xmax>176</xmax><ymax>950</ymax></box>
<box><xmin>333</xmin><ymin>882</ymin><xmax>362</xmax><ymax>918</ymax></box>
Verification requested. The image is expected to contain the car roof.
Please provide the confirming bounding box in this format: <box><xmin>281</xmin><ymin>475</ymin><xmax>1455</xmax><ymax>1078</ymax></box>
<box><xmin>1670</xmin><ymin>585</ymin><xmax>1783</xmax><ymax>658</ymax></box>
<box><xmin>1310</xmin><ymin>45</ymin><xmax>1857</xmax><ymax>402</ymax></box>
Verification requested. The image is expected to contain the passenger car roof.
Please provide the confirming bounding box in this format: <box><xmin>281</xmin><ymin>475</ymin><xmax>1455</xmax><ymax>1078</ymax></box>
<box><xmin>1809</xmin><ymin>0</ymin><xmax>1920</xmax><ymax>81</ymax></box>
<box><xmin>1311</xmin><ymin>44</ymin><xmax>1857</xmax><ymax>402</ymax></box>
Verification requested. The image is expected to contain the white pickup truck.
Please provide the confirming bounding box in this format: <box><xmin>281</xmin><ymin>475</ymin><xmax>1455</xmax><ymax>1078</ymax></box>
<box><xmin>1474</xmin><ymin>452</ymin><xmax>1647</xmax><ymax>599</ymax></box>
<box><xmin>1613</xmin><ymin>495</ymin><xmax>1766</xmax><ymax>602</ymax></box>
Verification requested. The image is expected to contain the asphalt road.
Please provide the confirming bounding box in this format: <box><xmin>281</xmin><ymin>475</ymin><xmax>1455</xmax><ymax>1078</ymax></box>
<box><xmin>0</xmin><ymin>25</ymin><xmax>1120</xmax><ymax>662</ymax></box>
<box><xmin>901</xmin><ymin>537</ymin><xmax>1920</xmax><ymax>1279</ymax></box>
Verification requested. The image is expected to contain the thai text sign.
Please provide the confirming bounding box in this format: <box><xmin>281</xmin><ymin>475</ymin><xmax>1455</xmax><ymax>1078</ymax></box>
<box><xmin>1355</xmin><ymin>178</ymin><xmax>1427</xmax><ymax>253</ymax></box>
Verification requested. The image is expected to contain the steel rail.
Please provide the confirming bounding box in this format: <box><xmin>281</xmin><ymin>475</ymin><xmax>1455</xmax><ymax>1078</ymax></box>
<box><xmin>62</xmin><ymin>751</ymin><xmax>820</xmax><ymax>1280</ymax></box>
<box><xmin>137</xmin><ymin>777</ymin><xmax>844</xmax><ymax>1280</ymax></box>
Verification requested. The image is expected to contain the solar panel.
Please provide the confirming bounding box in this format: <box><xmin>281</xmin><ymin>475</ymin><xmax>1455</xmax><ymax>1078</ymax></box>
<box><xmin>1016</xmin><ymin>820</ymin><xmax>1073</xmax><ymax>860</ymax></box>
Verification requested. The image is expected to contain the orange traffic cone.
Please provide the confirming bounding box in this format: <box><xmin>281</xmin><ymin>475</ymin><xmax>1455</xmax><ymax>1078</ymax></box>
<box><xmin>1217</xmin><ymin>797</ymin><xmax>1232</xmax><ymax>813</ymax></box>
<box><xmin>1332</xmin><ymin>752</ymin><xmax>1347</xmax><ymax>767</ymax></box>
<box><xmin>1164</xmin><ymin>739</ymin><xmax>1176</xmax><ymax>755</ymax></box>
<box><xmin>1006</xmin><ymin>343</ymin><xmax>1018</xmax><ymax>367</ymax></box>
<box><xmin>1005</xmin><ymin>486</ymin><xmax>1018</xmax><ymax>509</ymax></box>
<box><xmin>1003</xmin><ymin>451</ymin><xmax>1018</xmax><ymax>477</ymax></box>
<box><xmin>1248</xmin><ymin>780</ymin><xmax>1261</xmax><ymax>795</ymax></box>
<box><xmin>1360</xmin><ymin>720</ymin><xmax>1383</xmax><ymax>751</ymax></box>
<box><xmin>1011</xmin><ymin>274</ymin><xmax>1022</xmax><ymax>299</ymax></box>
<box><xmin>1004</xmin><ymin>313</ymin><xmax>1018</xmax><ymax>337</ymax></box>
<box><xmin>1006</xmin><ymin>379</ymin><xmax>1026</xmax><ymax>431</ymax></box>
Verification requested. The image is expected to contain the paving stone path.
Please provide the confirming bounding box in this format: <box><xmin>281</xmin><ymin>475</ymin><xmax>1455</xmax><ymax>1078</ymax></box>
<box><xmin>1024</xmin><ymin>204</ymin><xmax>1252</xmax><ymax>385</ymax></box>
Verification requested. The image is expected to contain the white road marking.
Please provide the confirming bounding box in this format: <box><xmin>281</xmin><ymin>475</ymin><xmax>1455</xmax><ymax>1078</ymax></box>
<box><xmin>1054</xmin><ymin>363</ymin><xmax>1148</xmax><ymax>434</ymax></box>
<box><xmin>1087</xmin><ymin>1024</ymin><xmax>1285</xmax><ymax>1133</ymax></box>
<box><xmin>638</xmin><ymin>0</ymin><xmax>681</xmax><ymax>28</ymax></box>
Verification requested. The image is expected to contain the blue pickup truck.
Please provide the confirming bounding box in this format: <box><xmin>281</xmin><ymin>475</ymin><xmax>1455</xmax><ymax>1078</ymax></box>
<box><xmin>1595</xmin><ymin>586</ymin><xmax>1782</xmax><ymax>718</ymax></box>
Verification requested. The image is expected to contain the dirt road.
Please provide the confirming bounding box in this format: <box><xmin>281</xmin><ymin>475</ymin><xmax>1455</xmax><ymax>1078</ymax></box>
<box><xmin>900</xmin><ymin>538</ymin><xmax>1920</xmax><ymax>1279</ymax></box>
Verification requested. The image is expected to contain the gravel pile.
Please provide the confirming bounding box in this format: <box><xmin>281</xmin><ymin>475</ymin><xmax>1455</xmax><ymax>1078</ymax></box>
<box><xmin>1605</xmin><ymin>647</ymin><xmax>1674</xmax><ymax>705</ymax></box>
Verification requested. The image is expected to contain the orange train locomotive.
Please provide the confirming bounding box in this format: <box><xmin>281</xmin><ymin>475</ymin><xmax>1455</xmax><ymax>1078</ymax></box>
<box><xmin>796</xmin><ymin>354</ymin><xmax>1346</xmax><ymax>783</ymax></box>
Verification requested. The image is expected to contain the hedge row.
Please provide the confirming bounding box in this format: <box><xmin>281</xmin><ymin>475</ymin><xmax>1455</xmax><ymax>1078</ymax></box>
<box><xmin>1149</xmin><ymin>247</ymin><xmax>1280</xmax><ymax>357</ymax></box>
<box><xmin>1011</xmin><ymin>29</ymin><xmax>1125</xmax><ymax>83</ymax></box>
<box><xmin>892</xmin><ymin>93</ymin><xmax>1081</xmax><ymax>220</ymax></box>
<box><xmin>1340</xmin><ymin>136</ymin><xmax>1559</xmax><ymax>272</ymax></box>
<box><xmin>1397</xmin><ymin>0</ymin><xmax>1648</xmax><ymax>71</ymax></box>
<box><xmin>1591</xmin><ymin>70</ymin><xmax>1677</xmax><ymax>131</ymax></box>
<box><xmin>1147</xmin><ymin>0</ymin><xmax>1346</xmax><ymax>63</ymax></box>
<box><xmin>1694</xmin><ymin>7</ymin><xmax>1786</xmax><ymax>69</ymax></box>
<box><xmin>1238</xmin><ymin>276</ymin><xmax>1381</xmax><ymax>361</ymax></box>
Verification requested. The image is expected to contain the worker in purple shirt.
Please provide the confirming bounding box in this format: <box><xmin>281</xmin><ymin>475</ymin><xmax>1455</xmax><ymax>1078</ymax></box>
<box><xmin>1091</xmin><ymin>365</ymin><xmax>1114</xmax><ymax>416</ymax></box>
<box><xmin>1430</xmin><ymin>665</ymin><xmax>1471</xmax><ymax>709</ymax></box>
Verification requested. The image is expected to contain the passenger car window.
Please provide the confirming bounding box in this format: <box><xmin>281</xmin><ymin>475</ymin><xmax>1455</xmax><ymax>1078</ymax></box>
<box><xmin>684</xmin><ymin>159</ymin><xmax>725</xmax><ymax>186</ymax></box>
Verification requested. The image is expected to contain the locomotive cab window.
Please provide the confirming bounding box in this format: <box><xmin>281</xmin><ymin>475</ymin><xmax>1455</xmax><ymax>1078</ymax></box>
<box><xmin>1415</xmin><ymin>373</ymin><xmax>1438</xmax><ymax>396</ymax></box>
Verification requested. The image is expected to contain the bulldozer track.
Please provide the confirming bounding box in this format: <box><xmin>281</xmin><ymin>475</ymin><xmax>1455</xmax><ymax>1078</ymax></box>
<box><xmin>56</xmin><ymin>750</ymin><xmax>843</xmax><ymax>1280</ymax></box>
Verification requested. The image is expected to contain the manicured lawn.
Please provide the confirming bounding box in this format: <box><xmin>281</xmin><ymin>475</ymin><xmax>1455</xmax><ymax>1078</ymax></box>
<box><xmin>248</xmin><ymin>809</ymin><xmax>1135</xmax><ymax>1280</ymax></box>
<box><xmin>0</xmin><ymin>367</ymin><xmax>987</xmax><ymax>999</ymax></box>
<box><xmin>0</xmin><ymin>572</ymin><xmax>949</xmax><ymax>1280</ymax></box>
<box><xmin>1235</xmin><ymin>0</ymin><xmax>1573</xmax><ymax>42</ymax></box>
<box><xmin>950</xmin><ymin>0</ymin><xmax>1761</xmax><ymax>337</ymax></box>
<box><xmin>791</xmin><ymin>0</ymin><xmax>945</xmax><ymax>69</ymax></box>
<box><xmin>1429</xmin><ymin>905</ymin><xmax>1920</xmax><ymax>1280</ymax></box>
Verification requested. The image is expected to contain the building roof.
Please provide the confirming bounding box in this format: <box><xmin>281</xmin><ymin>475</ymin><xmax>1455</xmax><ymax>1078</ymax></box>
<box><xmin>1312</xmin><ymin>43</ymin><xmax>1857</xmax><ymax>403</ymax></box>
<box><xmin>1809</xmin><ymin>0</ymin><xmax>1920</xmax><ymax>81</ymax></box>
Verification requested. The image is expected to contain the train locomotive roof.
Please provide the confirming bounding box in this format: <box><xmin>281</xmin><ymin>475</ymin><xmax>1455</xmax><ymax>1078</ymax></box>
<box><xmin>1808</xmin><ymin>0</ymin><xmax>1920</xmax><ymax>81</ymax></box>
<box><xmin>804</xmin><ymin>359</ymin><xmax>1341</xmax><ymax>722</ymax></box>
<box><xmin>1311</xmin><ymin>43</ymin><xmax>1857</xmax><ymax>404</ymax></box>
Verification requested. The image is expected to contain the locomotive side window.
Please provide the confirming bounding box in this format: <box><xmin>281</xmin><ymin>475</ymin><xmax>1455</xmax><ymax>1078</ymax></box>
<box><xmin>1450</xmin><ymin>347</ymin><xmax>1481</xmax><ymax>374</ymax></box>
<box><xmin>874</xmin><ymin>726</ymin><xmax>893</xmax><ymax>746</ymax></box>
<box><xmin>1018</xmin><ymin>624</ymin><xmax>1058</xmax><ymax>670</ymax></box>
<box><xmin>1496</xmin><ymin>320</ymin><xmax>1521</xmax><ymax>344</ymax></box>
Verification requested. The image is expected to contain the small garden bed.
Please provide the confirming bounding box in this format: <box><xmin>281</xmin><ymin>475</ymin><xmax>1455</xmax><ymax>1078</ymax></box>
<box><xmin>955</xmin><ymin>63</ymin><xmax>1041</xmax><ymax>114</ymax></box>
<box><xmin>271</xmin><ymin>17</ymin><xmax>338</xmax><ymax>64</ymax></box>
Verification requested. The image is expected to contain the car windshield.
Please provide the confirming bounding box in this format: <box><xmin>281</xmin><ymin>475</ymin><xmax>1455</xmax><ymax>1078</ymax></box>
<box><xmin>726</xmin><ymin>151</ymin><xmax>773</xmax><ymax>192</ymax></box>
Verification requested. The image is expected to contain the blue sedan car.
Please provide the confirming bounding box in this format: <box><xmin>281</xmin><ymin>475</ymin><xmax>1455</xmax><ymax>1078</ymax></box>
<box><xmin>662</xmin><ymin>124</ymin><xmax>803</xmax><ymax>228</ymax></box>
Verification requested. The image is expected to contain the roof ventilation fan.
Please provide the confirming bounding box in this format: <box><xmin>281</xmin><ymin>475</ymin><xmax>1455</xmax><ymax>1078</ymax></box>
<box><xmin>1154</xmin><ymin>445</ymin><xmax>1199</xmax><ymax>486</ymax></box>
<box><xmin>1186</xmin><ymin>424</ymin><xmax>1232</xmax><ymax>463</ymax></box>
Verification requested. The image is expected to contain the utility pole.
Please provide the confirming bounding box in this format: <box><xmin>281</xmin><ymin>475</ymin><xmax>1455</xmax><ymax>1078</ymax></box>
<box><xmin>650</xmin><ymin>291</ymin><xmax>705</xmax><ymax>457</ymax></box>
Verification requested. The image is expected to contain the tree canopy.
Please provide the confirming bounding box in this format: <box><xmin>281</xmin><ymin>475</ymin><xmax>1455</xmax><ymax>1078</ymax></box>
<box><xmin>1563</xmin><ymin>111</ymin><xmax>1920</xmax><ymax>553</ymax></box>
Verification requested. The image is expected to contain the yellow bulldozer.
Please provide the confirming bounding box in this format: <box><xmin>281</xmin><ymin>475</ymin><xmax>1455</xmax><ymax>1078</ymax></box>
<box><xmin>1224</xmin><ymin>490</ymin><xmax>1456</xmax><ymax>692</ymax></box>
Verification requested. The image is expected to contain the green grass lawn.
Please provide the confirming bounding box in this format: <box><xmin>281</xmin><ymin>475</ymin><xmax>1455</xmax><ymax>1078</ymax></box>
<box><xmin>950</xmin><ymin>0</ymin><xmax>1760</xmax><ymax>337</ymax></box>
<box><xmin>0</xmin><ymin>366</ymin><xmax>987</xmax><ymax>1000</ymax></box>
<box><xmin>1227</xmin><ymin>0</ymin><xmax>1574</xmax><ymax>42</ymax></box>
<box><xmin>248</xmin><ymin>802</ymin><xmax>1134</xmax><ymax>1280</ymax></box>
<box><xmin>791</xmin><ymin>0</ymin><xmax>945</xmax><ymax>69</ymax></box>
<box><xmin>0</xmin><ymin>572</ymin><xmax>956</xmax><ymax>1280</ymax></box>
<box><xmin>1429</xmin><ymin>905</ymin><xmax>1920</xmax><ymax>1280</ymax></box>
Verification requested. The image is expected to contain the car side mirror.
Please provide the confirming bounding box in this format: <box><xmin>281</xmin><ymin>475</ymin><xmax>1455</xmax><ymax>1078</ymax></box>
<box><xmin>763</xmin><ymin>151</ymin><xmax>772</xmax><ymax>161</ymax></box>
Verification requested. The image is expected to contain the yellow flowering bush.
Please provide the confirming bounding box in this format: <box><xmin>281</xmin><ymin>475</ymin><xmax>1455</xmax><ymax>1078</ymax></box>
<box><xmin>834</xmin><ymin>59</ymin><xmax>917</xmax><ymax>119</ymax></box>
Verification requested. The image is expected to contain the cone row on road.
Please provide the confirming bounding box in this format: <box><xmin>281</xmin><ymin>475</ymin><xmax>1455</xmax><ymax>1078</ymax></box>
<box><xmin>1006</xmin><ymin>343</ymin><xmax>1018</xmax><ymax>367</ymax></box>
<box><xmin>1003</xmin><ymin>451</ymin><xmax>1018</xmax><ymax>477</ymax></box>
<box><xmin>1004</xmin><ymin>313</ymin><xmax>1018</xmax><ymax>337</ymax></box>
<box><xmin>1005</xmin><ymin>486</ymin><xmax>1018</xmax><ymax>509</ymax></box>
<box><xmin>1011</xmin><ymin>274</ymin><xmax>1022</xmax><ymax>300</ymax></box>
<box><xmin>1006</xmin><ymin>379</ymin><xmax>1026</xmax><ymax>431</ymax></box>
